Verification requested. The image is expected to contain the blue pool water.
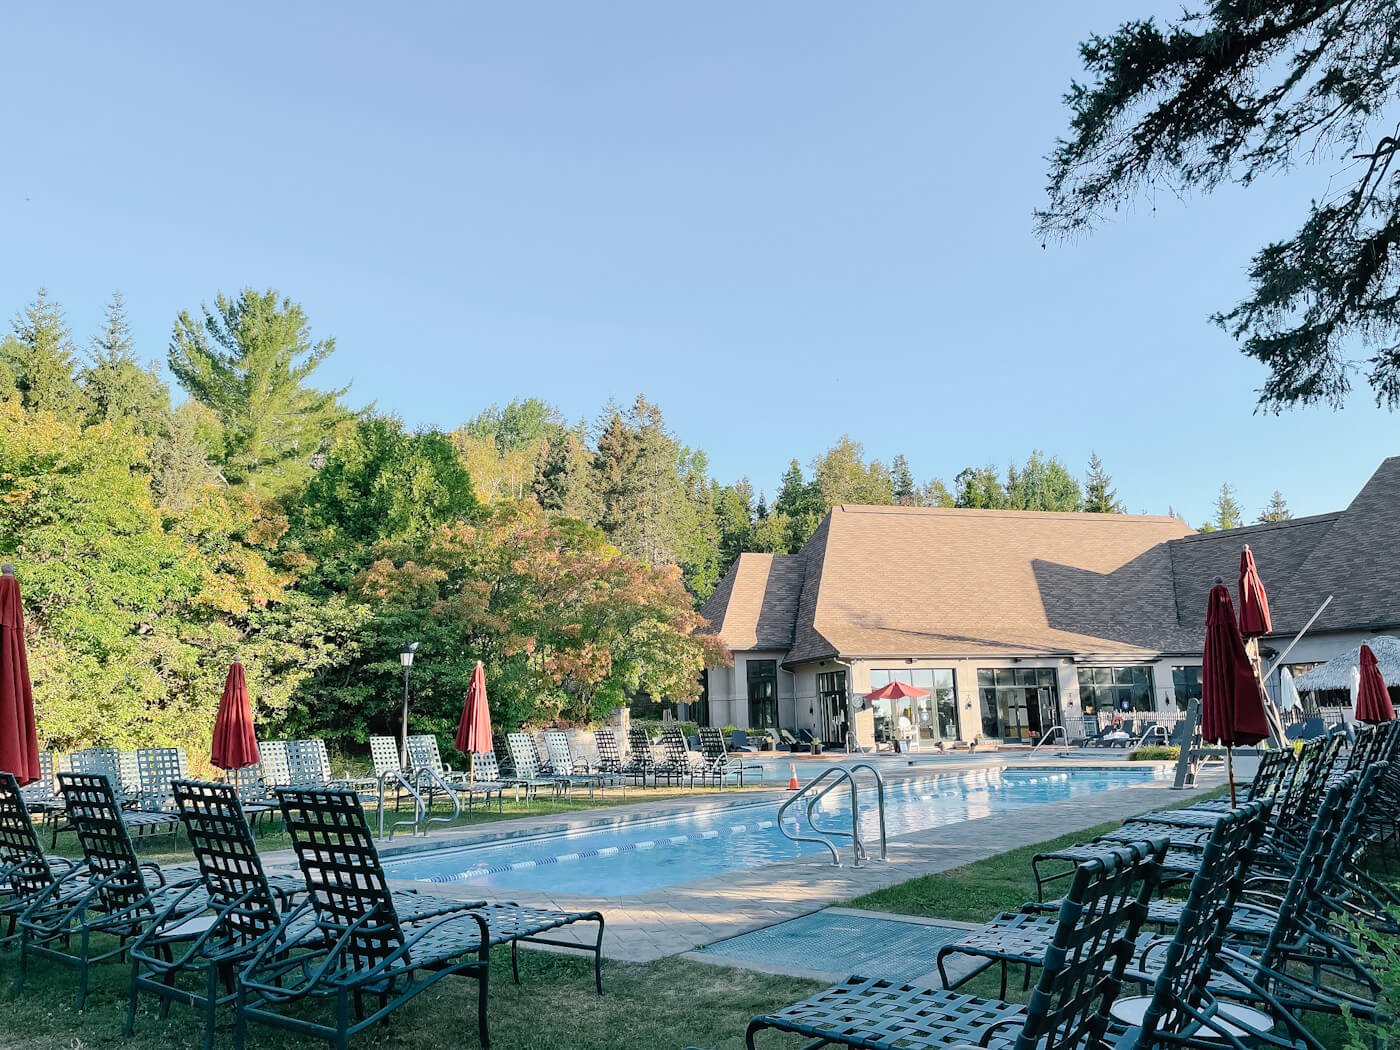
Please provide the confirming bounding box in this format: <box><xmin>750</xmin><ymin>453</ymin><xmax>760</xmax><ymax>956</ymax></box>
<box><xmin>381</xmin><ymin>765</ymin><xmax>1164</xmax><ymax>896</ymax></box>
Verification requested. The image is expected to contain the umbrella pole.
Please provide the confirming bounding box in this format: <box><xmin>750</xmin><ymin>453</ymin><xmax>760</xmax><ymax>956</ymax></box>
<box><xmin>1226</xmin><ymin>745</ymin><xmax>1237</xmax><ymax>807</ymax></box>
<box><xmin>469</xmin><ymin>750</ymin><xmax>475</xmax><ymax>786</ymax></box>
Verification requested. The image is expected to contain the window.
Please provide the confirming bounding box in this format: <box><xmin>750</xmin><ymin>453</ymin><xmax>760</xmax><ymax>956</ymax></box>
<box><xmin>1171</xmin><ymin>666</ymin><xmax>1202</xmax><ymax>709</ymax></box>
<box><xmin>1076</xmin><ymin>665</ymin><xmax>1156</xmax><ymax>716</ymax></box>
<box><xmin>976</xmin><ymin>667</ymin><xmax>1060</xmax><ymax>742</ymax></box>
<box><xmin>868</xmin><ymin>668</ymin><xmax>958</xmax><ymax>742</ymax></box>
<box><xmin>746</xmin><ymin>659</ymin><xmax>778</xmax><ymax>730</ymax></box>
<box><xmin>693</xmin><ymin>672</ymin><xmax>711</xmax><ymax>727</ymax></box>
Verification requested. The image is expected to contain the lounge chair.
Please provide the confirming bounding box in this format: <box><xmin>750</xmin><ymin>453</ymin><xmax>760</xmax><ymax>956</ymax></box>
<box><xmin>697</xmin><ymin>727</ymin><xmax>763</xmax><ymax>787</ymax></box>
<box><xmin>0</xmin><ymin>772</ymin><xmax>84</xmax><ymax>946</ymax></box>
<box><xmin>51</xmin><ymin>747</ymin><xmax>181</xmax><ymax>847</ymax></box>
<box><xmin>257</xmin><ymin>740</ymin><xmax>292</xmax><ymax>787</ymax></box>
<box><xmin>746</xmin><ymin>840</ymin><xmax>1164</xmax><ymax>1050</ymax></box>
<box><xmin>506</xmin><ymin>732</ymin><xmax>569</xmax><ymax>798</ymax></box>
<box><xmin>17</xmin><ymin>772</ymin><xmax>206</xmax><ymax>1008</ymax></box>
<box><xmin>225</xmin><ymin>762</ymin><xmax>280</xmax><ymax>830</ymax></box>
<box><xmin>730</xmin><ymin>729</ymin><xmax>754</xmax><ymax>752</ymax></box>
<box><xmin>237</xmin><ymin>787</ymin><xmax>605</xmax><ymax>1049</ymax></box>
<box><xmin>778</xmin><ymin>729</ymin><xmax>802</xmax><ymax>751</ymax></box>
<box><xmin>18</xmin><ymin>751</ymin><xmax>61</xmax><ymax>821</ymax></box>
<box><xmin>135</xmin><ymin>746</ymin><xmax>189</xmax><ymax>811</ymax></box>
<box><xmin>626</xmin><ymin>726</ymin><xmax>660</xmax><ymax>783</ymax></box>
<box><xmin>592</xmin><ymin>728</ymin><xmax>632</xmax><ymax>781</ymax></box>
<box><xmin>543</xmin><ymin>729</ymin><xmax>622</xmax><ymax>799</ymax></box>
<box><xmin>1286</xmin><ymin>716</ymin><xmax>1326</xmax><ymax>742</ymax></box>
<box><xmin>655</xmin><ymin>725</ymin><xmax>700</xmax><ymax>788</ymax></box>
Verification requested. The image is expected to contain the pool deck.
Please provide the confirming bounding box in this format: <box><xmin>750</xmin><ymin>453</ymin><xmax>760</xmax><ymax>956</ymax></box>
<box><xmin>259</xmin><ymin>753</ymin><xmax>1226</xmax><ymax>964</ymax></box>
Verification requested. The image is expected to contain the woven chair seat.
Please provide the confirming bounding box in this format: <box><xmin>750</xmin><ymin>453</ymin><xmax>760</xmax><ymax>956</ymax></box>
<box><xmin>397</xmin><ymin>911</ymin><xmax>489</xmax><ymax>961</ymax></box>
<box><xmin>941</xmin><ymin>911</ymin><xmax>1058</xmax><ymax>966</ymax></box>
<box><xmin>1100</xmin><ymin>823</ymin><xmax>1210</xmax><ymax>849</ymax></box>
<box><xmin>1131</xmin><ymin>808</ymin><xmax>1233</xmax><ymax>829</ymax></box>
<box><xmin>474</xmin><ymin>902</ymin><xmax>600</xmax><ymax>946</ymax></box>
<box><xmin>121</xmin><ymin>810</ymin><xmax>181</xmax><ymax>831</ymax></box>
<box><xmin>1145</xmin><ymin>899</ymin><xmax>1276</xmax><ymax>938</ymax></box>
<box><xmin>752</xmin><ymin>976</ymin><xmax>1027</xmax><ymax>1050</ymax></box>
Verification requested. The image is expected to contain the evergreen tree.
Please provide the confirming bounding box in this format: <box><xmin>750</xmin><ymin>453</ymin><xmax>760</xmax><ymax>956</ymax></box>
<box><xmin>1041</xmin><ymin>5</ymin><xmax>1400</xmax><ymax>409</ymax></box>
<box><xmin>1006</xmin><ymin>451</ymin><xmax>1082</xmax><ymax>512</ymax></box>
<box><xmin>148</xmin><ymin>402</ymin><xmax>220</xmax><ymax>511</ymax></box>
<box><xmin>890</xmin><ymin>454</ymin><xmax>917</xmax><ymax>505</ymax></box>
<box><xmin>533</xmin><ymin>425</ymin><xmax>599</xmax><ymax>520</ymax></box>
<box><xmin>82</xmin><ymin>292</ymin><xmax>169</xmax><ymax>432</ymax></box>
<box><xmin>1083</xmin><ymin>451</ymin><xmax>1124</xmax><ymax>513</ymax></box>
<box><xmin>953</xmin><ymin>465</ymin><xmax>1008</xmax><ymax>509</ymax></box>
<box><xmin>712</xmin><ymin>480</ymin><xmax>755</xmax><ymax>575</ymax></box>
<box><xmin>773</xmin><ymin>458</ymin><xmax>823</xmax><ymax>551</ymax></box>
<box><xmin>169</xmin><ymin>289</ymin><xmax>350</xmax><ymax>491</ymax></box>
<box><xmin>1213</xmin><ymin>483</ymin><xmax>1244</xmax><ymax>531</ymax></box>
<box><xmin>8</xmin><ymin>289</ymin><xmax>84</xmax><ymax>417</ymax></box>
<box><xmin>1258</xmin><ymin>490</ymin><xmax>1292</xmax><ymax>523</ymax></box>
<box><xmin>922</xmin><ymin>478</ymin><xmax>956</xmax><ymax>508</ymax></box>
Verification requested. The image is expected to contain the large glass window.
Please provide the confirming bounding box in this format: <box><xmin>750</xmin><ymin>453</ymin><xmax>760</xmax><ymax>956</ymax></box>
<box><xmin>1076</xmin><ymin>665</ymin><xmax>1155</xmax><ymax>717</ymax></box>
<box><xmin>746</xmin><ymin>660</ymin><xmax>778</xmax><ymax>730</ymax></box>
<box><xmin>1171</xmin><ymin>666</ymin><xmax>1202</xmax><ymax>709</ymax></box>
<box><xmin>977</xmin><ymin>667</ymin><xmax>1060</xmax><ymax>742</ymax></box>
<box><xmin>816</xmin><ymin>670</ymin><xmax>848</xmax><ymax>745</ymax></box>
<box><xmin>868</xmin><ymin>668</ymin><xmax>958</xmax><ymax>744</ymax></box>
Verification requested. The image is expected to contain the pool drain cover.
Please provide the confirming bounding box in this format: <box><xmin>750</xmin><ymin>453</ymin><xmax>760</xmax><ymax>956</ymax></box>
<box><xmin>697</xmin><ymin>910</ymin><xmax>964</xmax><ymax>983</ymax></box>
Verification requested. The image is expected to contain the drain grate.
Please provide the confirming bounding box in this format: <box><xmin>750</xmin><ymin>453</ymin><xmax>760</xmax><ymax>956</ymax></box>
<box><xmin>698</xmin><ymin>910</ymin><xmax>964</xmax><ymax>984</ymax></box>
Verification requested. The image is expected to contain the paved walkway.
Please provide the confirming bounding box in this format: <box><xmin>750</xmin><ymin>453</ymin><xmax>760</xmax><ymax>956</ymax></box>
<box><xmin>344</xmin><ymin>761</ymin><xmax>1223</xmax><ymax>963</ymax></box>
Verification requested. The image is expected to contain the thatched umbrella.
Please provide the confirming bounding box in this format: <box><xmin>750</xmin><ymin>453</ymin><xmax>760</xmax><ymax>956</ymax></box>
<box><xmin>1294</xmin><ymin>636</ymin><xmax>1400</xmax><ymax>694</ymax></box>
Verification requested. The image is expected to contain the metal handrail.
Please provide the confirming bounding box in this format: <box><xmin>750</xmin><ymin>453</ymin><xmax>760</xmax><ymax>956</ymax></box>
<box><xmin>776</xmin><ymin>763</ymin><xmax>887</xmax><ymax>867</ymax></box>
<box><xmin>411</xmin><ymin>766</ymin><xmax>462</xmax><ymax>831</ymax></box>
<box><xmin>376</xmin><ymin>770</ymin><xmax>427</xmax><ymax>838</ymax></box>
<box><xmin>1029</xmin><ymin>725</ymin><xmax>1068</xmax><ymax>756</ymax></box>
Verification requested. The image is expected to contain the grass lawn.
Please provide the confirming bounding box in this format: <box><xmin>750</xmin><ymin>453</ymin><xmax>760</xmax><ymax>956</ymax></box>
<box><xmin>0</xmin><ymin>944</ymin><xmax>822</xmax><ymax>1050</ymax></box>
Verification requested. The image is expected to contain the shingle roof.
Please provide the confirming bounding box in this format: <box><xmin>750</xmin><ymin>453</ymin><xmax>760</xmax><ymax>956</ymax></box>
<box><xmin>702</xmin><ymin>457</ymin><xmax>1400</xmax><ymax>664</ymax></box>
<box><xmin>787</xmin><ymin>505</ymin><xmax>1193</xmax><ymax>662</ymax></box>
<box><xmin>697</xmin><ymin>552</ymin><xmax>806</xmax><ymax>650</ymax></box>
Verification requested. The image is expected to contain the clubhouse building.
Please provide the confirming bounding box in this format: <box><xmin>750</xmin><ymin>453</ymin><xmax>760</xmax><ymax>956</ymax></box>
<box><xmin>697</xmin><ymin>456</ymin><xmax>1400</xmax><ymax>747</ymax></box>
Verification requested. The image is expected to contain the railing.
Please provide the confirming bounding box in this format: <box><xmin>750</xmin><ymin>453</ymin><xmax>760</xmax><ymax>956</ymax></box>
<box><xmin>376</xmin><ymin>770</ymin><xmax>427</xmax><ymax>838</ymax></box>
<box><xmin>413</xmin><ymin>766</ymin><xmax>463</xmax><ymax>831</ymax></box>
<box><xmin>777</xmin><ymin>763</ymin><xmax>887</xmax><ymax>867</ymax></box>
<box><xmin>1028</xmin><ymin>725</ymin><xmax>1068</xmax><ymax>756</ymax></box>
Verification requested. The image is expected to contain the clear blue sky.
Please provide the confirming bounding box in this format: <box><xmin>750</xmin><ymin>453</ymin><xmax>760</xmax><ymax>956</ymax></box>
<box><xmin>2</xmin><ymin>2</ymin><xmax>1394</xmax><ymax>526</ymax></box>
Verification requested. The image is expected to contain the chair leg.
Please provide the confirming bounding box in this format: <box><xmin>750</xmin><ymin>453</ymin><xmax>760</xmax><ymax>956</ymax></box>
<box><xmin>125</xmin><ymin>960</ymin><xmax>141</xmax><ymax>1035</ymax></box>
<box><xmin>477</xmin><ymin>962</ymin><xmax>491</xmax><ymax>1050</ymax></box>
<box><xmin>593</xmin><ymin>915</ymin><xmax>606</xmax><ymax>994</ymax></box>
<box><xmin>511</xmin><ymin>939</ymin><xmax>521</xmax><ymax>984</ymax></box>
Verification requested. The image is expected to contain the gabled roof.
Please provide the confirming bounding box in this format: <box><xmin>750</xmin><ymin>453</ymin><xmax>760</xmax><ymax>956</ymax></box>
<box><xmin>702</xmin><ymin>456</ymin><xmax>1400</xmax><ymax>664</ymax></box>
<box><xmin>787</xmin><ymin>505</ymin><xmax>1192</xmax><ymax>662</ymax></box>
<box><xmin>697</xmin><ymin>552</ymin><xmax>806</xmax><ymax>651</ymax></box>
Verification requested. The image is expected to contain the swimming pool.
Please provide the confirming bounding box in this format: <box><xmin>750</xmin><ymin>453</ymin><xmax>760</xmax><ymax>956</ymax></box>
<box><xmin>381</xmin><ymin>765</ymin><xmax>1166</xmax><ymax>896</ymax></box>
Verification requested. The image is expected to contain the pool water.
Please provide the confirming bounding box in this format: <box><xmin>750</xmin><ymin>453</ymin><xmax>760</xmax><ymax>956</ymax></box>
<box><xmin>381</xmin><ymin>765</ymin><xmax>1164</xmax><ymax>896</ymax></box>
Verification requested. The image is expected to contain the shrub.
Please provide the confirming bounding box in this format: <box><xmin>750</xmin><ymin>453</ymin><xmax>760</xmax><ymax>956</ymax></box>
<box><xmin>1128</xmin><ymin>745</ymin><xmax>1181</xmax><ymax>761</ymax></box>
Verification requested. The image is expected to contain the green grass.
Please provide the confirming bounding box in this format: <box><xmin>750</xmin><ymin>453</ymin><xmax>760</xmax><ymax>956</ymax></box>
<box><xmin>0</xmin><ymin>944</ymin><xmax>823</xmax><ymax>1050</ymax></box>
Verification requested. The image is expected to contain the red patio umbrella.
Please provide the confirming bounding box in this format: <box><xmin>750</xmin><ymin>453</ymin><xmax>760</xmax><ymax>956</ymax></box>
<box><xmin>1237</xmin><ymin>545</ymin><xmax>1273</xmax><ymax>639</ymax></box>
<box><xmin>1201</xmin><ymin>583</ymin><xmax>1271</xmax><ymax>804</ymax></box>
<box><xmin>455</xmin><ymin>661</ymin><xmax>492</xmax><ymax>782</ymax></box>
<box><xmin>0</xmin><ymin>565</ymin><xmax>40</xmax><ymax>785</ymax></box>
<box><xmin>864</xmin><ymin>681</ymin><xmax>931</xmax><ymax>701</ymax></box>
<box><xmin>211</xmin><ymin>661</ymin><xmax>260</xmax><ymax>771</ymax></box>
<box><xmin>1354</xmin><ymin>644</ymin><xmax>1395</xmax><ymax>725</ymax></box>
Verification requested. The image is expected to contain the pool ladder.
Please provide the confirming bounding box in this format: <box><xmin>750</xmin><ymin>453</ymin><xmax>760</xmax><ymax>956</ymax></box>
<box><xmin>777</xmin><ymin>763</ymin><xmax>887</xmax><ymax>867</ymax></box>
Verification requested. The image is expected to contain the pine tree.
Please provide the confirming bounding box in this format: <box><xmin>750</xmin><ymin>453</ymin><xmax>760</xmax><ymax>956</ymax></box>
<box><xmin>82</xmin><ymin>292</ymin><xmax>169</xmax><ymax>432</ymax></box>
<box><xmin>890</xmin><ymin>454</ymin><xmax>917</xmax><ymax>505</ymax></box>
<box><xmin>534</xmin><ymin>425</ymin><xmax>599</xmax><ymax>520</ymax></box>
<box><xmin>1006</xmin><ymin>451</ymin><xmax>1082</xmax><ymax>512</ymax></box>
<box><xmin>8</xmin><ymin>289</ymin><xmax>84</xmax><ymax>417</ymax></box>
<box><xmin>169</xmin><ymin>289</ymin><xmax>350</xmax><ymax>491</ymax></box>
<box><xmin>1213</xmin><ymin>483</ymin><xmax>1244</xmax><ymax>530</ymax></box>
<box><xmin>953</xmin><ymin>466</ymin><xmax>1008</xmax><ymax>509</ymax></box>
<box><xmin>1258</xmin><ymin>490</ymin><xmax>1292</xmax><ymax>523</ymax></box>
<box><xmin>1083</xmin><ymin>451</ymin><xmax>1124</xmax><ymax>513</ymax></box>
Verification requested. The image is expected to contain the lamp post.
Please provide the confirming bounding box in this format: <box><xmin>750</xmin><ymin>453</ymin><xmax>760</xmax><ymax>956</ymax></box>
<box><xmin>399</xmin><ymin>642</ymin><xmax>418</xmax><ymax>767</ymax></box>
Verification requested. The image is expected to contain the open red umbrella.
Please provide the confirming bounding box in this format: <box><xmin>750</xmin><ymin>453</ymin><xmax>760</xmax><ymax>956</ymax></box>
<box><xmin>211</xmin><ymin>661</ymin><xmax>260</xmax><ymax>771</ymax></box>
<box><xmin>864</xmin><ymin>681</ymin><xmax>931</xmax><ymax>701</ymax></box>
<box><xmin>455</xmin><ymin>661</ymin><xmax>492</xmax><ymax>782</ymax></box>
<box><xmin>1201</xmin><ymin>583</ymin><xmax>1271</xmax><ymax>804</ymax></box>
<box><xmin>1237</xmin><ymin>545</ymin><xmax>1272</xmax><ymax>639</ymax></box>
<box><xmin>0</xmin><ymin>565</ymin><xmax>40</xmax><ymax>785</ymax></box>
<box><xmin>1355</xmin><ymin>644</ymin><xmax>1395</xmax><ymax>725</ymax></box>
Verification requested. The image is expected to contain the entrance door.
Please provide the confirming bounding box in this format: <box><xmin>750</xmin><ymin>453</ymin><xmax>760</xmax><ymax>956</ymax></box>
<box><xmin>998</xmin><ymin>688</ymin><xmax>1032</xmax><ymax>742</ymax></box>
<box><xmin>822</xmin><ymin>694</ymin><xmax>848</xmax><ymax>747</ymax></box>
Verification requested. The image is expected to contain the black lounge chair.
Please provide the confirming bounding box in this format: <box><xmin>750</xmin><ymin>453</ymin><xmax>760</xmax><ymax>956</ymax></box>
<box><xmin>697</xmin><ymin>727</ymin><xmax>763</xmax><ymax>787</ymax></box>
<box><xmin>746</xmin><ymin>839</ymin><xmax>1165</xmax><ymax>1050</ymax></box>
<box><xmin>655</xmin><ymin>725</ymin><xmax>699</xmax><ymax>787</ymax></box>
<box><xmin>17</xmin><ymin>772</ymin><xmax>206</xmax><ymax>1008</ymax></box>
<box><xmin>0</xmin><ymin>771</ymin><xmax>84</xmax><ymax>946</ymax></box>
<box><xmin>730</xmin><ymin>729</ymin><xmax>754</xmax><ymax>752</ymax></box>
<box><xmin>626</xmin><ymin>727</ymin><xmax>660</xmax><ymax>783</ymax></box>
<box><xmin>543</xmin><ymin>729</ymin><xmax>622</xmax><ymax>799</ymax></box>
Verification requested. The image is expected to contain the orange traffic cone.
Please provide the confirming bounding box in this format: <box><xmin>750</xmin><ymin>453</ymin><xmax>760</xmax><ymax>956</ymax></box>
<box><xmin>787</xmin><ymin>763</ymin><xmax>800</xmax><ymax>791</ymax></box>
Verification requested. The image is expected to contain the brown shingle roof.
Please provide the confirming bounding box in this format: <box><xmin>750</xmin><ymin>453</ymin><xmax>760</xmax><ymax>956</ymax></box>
<box><xmin>697</xmin><ymin>552</ymin><xmax>806</xmax><ymax>651</ymax></box>
<box><xmin>788</xmin><ymin>505</ymin><xmax>1193</xmax><ymax>662</ymax></box>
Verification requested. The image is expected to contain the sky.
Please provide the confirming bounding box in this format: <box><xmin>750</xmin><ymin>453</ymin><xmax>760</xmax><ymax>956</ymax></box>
<box><xmin>1</xmin><ymin>2</ymin><xmax>1395</xmax><ymax>527</ymax></box>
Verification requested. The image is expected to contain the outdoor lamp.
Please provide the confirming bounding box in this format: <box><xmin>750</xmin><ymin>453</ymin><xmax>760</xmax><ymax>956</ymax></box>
<box><xmin>399</xmin><ymin>642</ymin><xmax>419</xmax><ymax>766</ymax></box>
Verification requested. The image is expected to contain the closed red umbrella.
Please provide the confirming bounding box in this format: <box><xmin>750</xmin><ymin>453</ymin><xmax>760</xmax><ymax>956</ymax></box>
<box><xmin>864</xmin><ymin>681</ymin><xmax>931</xmax><ymax>701</ymax></box>
<box><xmin>1201</xmin><ymin>583</ymin><xmax>1270</xmax><ymax>803</ymax></box>
<box><xmin>1354</xmin><ymin>644</ymin><xmax>1395</xmax><ymax>725</ymax></box>
<box><xmin>1237</xmin><ymin>545</ymin><xmax>1272</xmax><ymax>638</ymax></box>
<box><xmin>211</xmin><ymin>661</ymin><xmax>260</xmax><ymax>771</ymax></box>
<box><xmin>455</xmin><ymin>661</ymin><xmax>492</xmax><ymax>782</ymax></box>
<box><xmin>0</xmin><ymin>565</ymin><xmax>40</xmax><ymax>785</ymax></box>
